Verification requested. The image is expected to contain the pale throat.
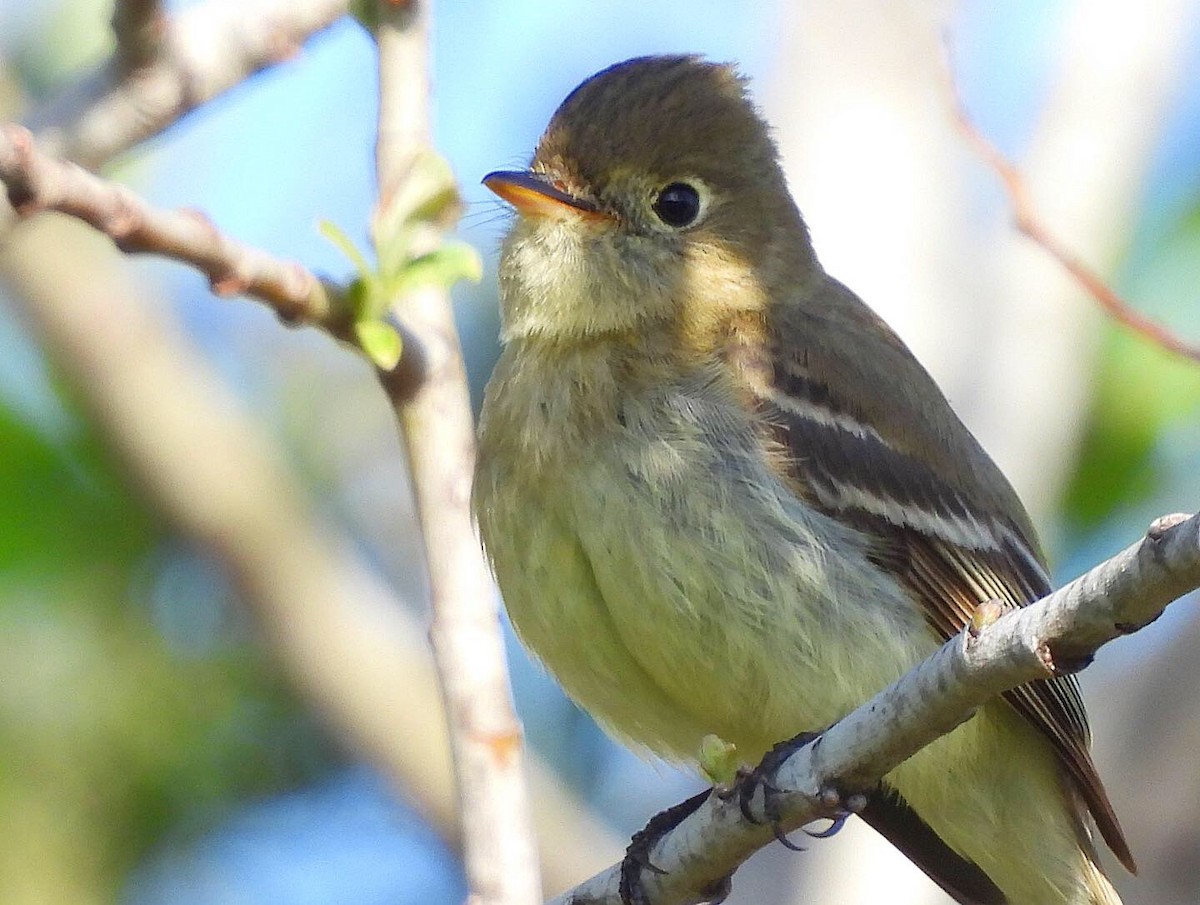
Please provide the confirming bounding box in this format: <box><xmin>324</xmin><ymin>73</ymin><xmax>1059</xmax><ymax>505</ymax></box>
<box><xmin>506</xmin><ymin>238</ymin><xmax>777</xmax><ymax>368</ymax></box>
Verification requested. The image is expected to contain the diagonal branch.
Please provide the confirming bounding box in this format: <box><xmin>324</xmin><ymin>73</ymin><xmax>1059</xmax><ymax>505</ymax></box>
<box><xmin>0</xmin><ymin>122</ymin><xmax>346</xmax><ymax>337</ymax></box>
<box><xmin>26</xmin><ymin>0</ymin><xmax>351</xmax><ymax>170</ymax></box>
<box><xmin>555</xmin><ymin>512</ymin><xmax>1200</xmax><ymax>905</ymax></box>
<box><xmin>942</xmin><ymin>47</ymin><xmax>1200</xmax><ymax>365</ymax></box>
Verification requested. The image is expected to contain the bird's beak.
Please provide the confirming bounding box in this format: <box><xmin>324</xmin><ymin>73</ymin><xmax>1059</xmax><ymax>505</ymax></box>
<box><xmin>482</xmin><ymin>170</ymin><xmax>608</xmax><ymax>221</ymax></box>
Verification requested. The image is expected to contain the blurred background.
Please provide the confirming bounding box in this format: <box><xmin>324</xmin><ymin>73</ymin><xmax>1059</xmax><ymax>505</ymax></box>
<box><xmin>1</xmin><ymin>0</ymin><xmax>1199</xmax><ymax>903</ymax></box>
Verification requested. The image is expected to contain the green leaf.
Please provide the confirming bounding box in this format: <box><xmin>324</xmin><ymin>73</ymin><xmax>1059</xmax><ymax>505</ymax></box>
<box><xmin>345</xmin><ymin>274</ymin><xmax>395</xmax><ymax>323</ymax></box>
<box><xmin>374</xmin><ymin>225</ymin><xmax>415</xmax><ymax>284</ymax></box>
<box><xmin>321</xmin><ymin>152</ymin><xmax>479</xmax><ymax>367</ymax></box>
<box><xmin>392</xmin><ymin>242</ymin><xmax>483</xmax><ymax>294</ymax></box>
<box><xmin>319</xmin><ymin>220</ymin><xmax>372</xmax><ymax>278</ymax></box>
<box><xmin>343</xmin><ymin>277</ymin><xmax>370</xmax><ymax>319</ymax></box>
<box><xmin>698</xmin><ymin>734</ymin><xmax>741</xmax><ymax>787</ymax></box>
<box><xmin>372</xmin><ymin>150</ymin><xmax>463</xmax><ymax>278</ymax></box>
<box><xmin>353</xmin><ymin>319</ymin><xmax>403</xmax><ymax>369</ymax></box>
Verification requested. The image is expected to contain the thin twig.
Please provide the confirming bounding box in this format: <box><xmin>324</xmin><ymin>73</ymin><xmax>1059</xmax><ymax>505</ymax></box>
<box><xmin>26</xmin><ymin>0</ymin><xmax>351</xmax><ymax>170</ymax></box>
<box><xmin>556</xmin><ymin>512</ymin><xmax>1200</xmax><ymax>905</ymax></box>
<box><xmin>372</xmin><ymin>3</ymin><xmax>541</xmax><ymax>905</ymax></box>
<box><xmin>0</xmin><ymin>123</ymin><xmax>346</xmax><ymax>336</ymax></box>
<box><xmin>943</xmin><ymin>48</ymin><xmax>1200</xmax><ymax>364</ymax></box>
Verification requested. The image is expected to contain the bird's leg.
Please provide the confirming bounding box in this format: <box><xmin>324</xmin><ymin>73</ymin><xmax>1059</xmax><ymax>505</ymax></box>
<box><xmin>733</xmin><ymin>730</ymin><xmax>869</xmax><ymax>850</ymax></box>
<box><xmin>620</xmin><ymin>730</ymin><xmax>871</xmax><ymax>905</ymax></box>
<box><xmin>619</xmin><ymin>789</ymin><xmax>730</xmax><ymax>905</ymax></box>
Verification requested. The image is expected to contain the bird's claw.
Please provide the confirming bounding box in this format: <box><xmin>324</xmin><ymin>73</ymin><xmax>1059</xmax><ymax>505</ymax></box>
<box><xmin>734</xmin><ymin>731</ymin><xmax>825</xmax><ymax>851</ymax></box>
<box><xmin>803</xmin><ymin>811</ymin><xmax>850</xmax><ymax>838</ymax></box>
<box><xmin>734</xmin><ymin>731</ymin><xmax>866</xmax><ymax>850</ymax></box>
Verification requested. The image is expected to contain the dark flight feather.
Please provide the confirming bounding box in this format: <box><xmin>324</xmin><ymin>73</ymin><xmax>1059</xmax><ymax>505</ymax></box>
<box><xmin>734</xmin><ymin>275</ymin><xmax>1136</xmax><ymax>891</ymax></box>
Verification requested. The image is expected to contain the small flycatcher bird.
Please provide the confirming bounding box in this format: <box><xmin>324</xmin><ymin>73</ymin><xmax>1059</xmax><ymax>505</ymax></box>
<box><xmin>473</xmin><ymin>55</ymin><xmax>1134</xmax><ymax>905</ymax></box>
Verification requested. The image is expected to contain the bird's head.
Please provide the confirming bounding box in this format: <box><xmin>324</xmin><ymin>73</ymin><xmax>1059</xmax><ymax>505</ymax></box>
<box><xmin>484</xmin><ymin>55</ymin><xmax>819</xmax><ymax>348</ymax></box>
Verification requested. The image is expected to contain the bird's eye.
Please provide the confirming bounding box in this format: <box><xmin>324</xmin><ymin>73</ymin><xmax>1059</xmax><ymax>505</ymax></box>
<box><xmin>652</xmin><ymin>182</ymin><xmax>702</xmax><ymax>228</ymax></box>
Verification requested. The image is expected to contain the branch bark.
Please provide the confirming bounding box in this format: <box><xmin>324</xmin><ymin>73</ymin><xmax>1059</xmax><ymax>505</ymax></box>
<box><xmin>25</xmin><ymin>0</ymin><xmax>350</xmax><ymax>169</ymax></box>
<box><xmin>372</xmin><ymin>3</ymin><xmax>540</xmax><ymax>905</ymax></box>
<box><xmin>0</xmin><ymin>123</ymin><xmax>343</xmax><ymax>333</ymax></box>
<box><xmin>554</xmin><ymin>512</ymin><xmax>1200</xmax><ymax>905</ymax></box>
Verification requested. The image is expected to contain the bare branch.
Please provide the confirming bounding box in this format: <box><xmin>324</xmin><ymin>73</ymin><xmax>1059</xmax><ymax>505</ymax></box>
<box><xmin>555</xmin><ymin>512</ymin><xmax>1200</xmax><ymax>905</ymax></box>
<box><xmin>374</xmin><ymin>1</ymin><xmax>429</xmax><ymax>205</ymax></box>
<box><xmin>372</xmin><ymin>3</ymin><xmax>541</xmax><ymax>905</ymax></box>
<box><xmin>0</xmin><ymin>122</ymin><xmax>346</xmax><ymax>335</ymax></box>
<box><xmin>942</xmin><ymin>44</ymin><xmax>1200</xmax><ymax>365</ymax></box>
<box><xmin>26</xmin><ymin>0</ymin><xmax>351</xmax><ymax>169</ymax></box>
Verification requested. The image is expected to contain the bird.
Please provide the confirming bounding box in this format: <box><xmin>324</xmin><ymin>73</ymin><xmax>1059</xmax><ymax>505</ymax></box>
<box><xmin>472</xmin><ymin>54</ymin><xmax>1134</xmax><ymax>905</ymax></box>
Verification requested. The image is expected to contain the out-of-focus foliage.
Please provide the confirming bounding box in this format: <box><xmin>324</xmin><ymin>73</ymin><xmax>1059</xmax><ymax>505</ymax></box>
<box><xmin>1064</xmin><ymin>207</ymin><xmax>1200</xmax><ymax>528</ymax></box>
<box><xmin>0</xmin><ymin>386</ymin><xmax>339</xmax><ymax>903</ymax></box>
<box><xmin>2</xmin><ymin>0</ymin><xmax>112</xmax><ymax>99</ymax></box>
<box><xmin>0</xmin><ymin>398</ymin><xmax>152</xmax><ymax>580</ymax></box>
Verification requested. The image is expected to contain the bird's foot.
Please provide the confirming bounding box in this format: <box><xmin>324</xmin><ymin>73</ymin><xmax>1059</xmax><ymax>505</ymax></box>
<box><xmin>620</xmin><ymin>789</ymin><xmax>731</xmax><ymax>905</ymax></box>
<box><xmin>733</xmin><ymin>731</ymin><xmax>867</xmax><ymax>851</ymax></box>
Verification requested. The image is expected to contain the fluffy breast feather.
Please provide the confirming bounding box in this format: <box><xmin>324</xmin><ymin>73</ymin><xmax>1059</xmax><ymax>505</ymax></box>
<box><xmin>474</xmin><ymin>341</ymin><xmax>931</xmax><ymax>760</ymax></box>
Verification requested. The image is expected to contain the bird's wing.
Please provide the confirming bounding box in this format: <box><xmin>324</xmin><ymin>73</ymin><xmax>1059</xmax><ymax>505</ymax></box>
<box><xmin>731</xmin><ymin>282</ymin><xmax>1134</xmax><ymax>873</ymax></box>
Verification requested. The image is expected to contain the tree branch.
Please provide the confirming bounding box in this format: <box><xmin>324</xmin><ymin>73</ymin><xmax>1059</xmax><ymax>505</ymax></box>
<box><xmin>25</xmin><ymin>0</ymin><xmax>351</xmax><ymax>169</ymax></box>
<box><xmin>555</xmin><ymin>512</ymin><xmax>1200</xmax><ymax>905</ymax></box>
<box><xmin>371</xmin><ymin>3</ymin><xmax>540</xmax><ymax>905</ymax></box>
<box><xmin>0</xmin><ymin>123</ymin><xmax>345</xmax><ymax>334</ymax></box>
<box><xmin>943</xmin><ymin>44</ymin><xmax>1200</xmax><ymax>365</ymax></box>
